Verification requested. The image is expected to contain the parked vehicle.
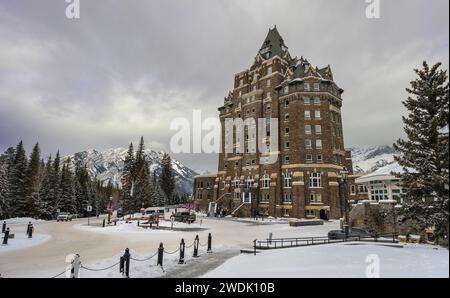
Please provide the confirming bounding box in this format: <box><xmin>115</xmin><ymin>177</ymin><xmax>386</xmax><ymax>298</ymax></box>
<box><xmin>172</xmin><ymin>211</ymin><xmax>196</xmax><ymax>223</ymax></box>
<box><xmin>57</xmin><ymin>212</ymin><xmax>73</xmax><ymax>222</ymax></box>
<box><xmin>116</xmin><ymin>208</ymin><xmax>124</xmax><ymax>218</ymax></box>
<box><xmin>328</xmin><ymin>228</ymin><xmax>379</xmax><ymax>240</ymax></box>
<box><xmin>145</xmin><ymin>207</ymin><xmax>165</xmax><ymax>219</ymax></box>
<box><xmin>164</xmin><ymin>206</ymin><xmax>187</xmax><ymax>220</ymax></box>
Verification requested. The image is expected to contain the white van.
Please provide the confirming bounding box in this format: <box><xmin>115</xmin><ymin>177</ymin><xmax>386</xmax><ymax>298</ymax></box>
<box><xmin>144</xmin><ymin>207</ymin><xmax>165</xmax><ymax>218</ymax></box>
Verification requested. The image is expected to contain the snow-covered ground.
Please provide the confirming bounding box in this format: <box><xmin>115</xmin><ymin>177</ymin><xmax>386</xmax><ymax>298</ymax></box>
<box><xmin>203</xmin><ymin>243</ymin><xmax>449</xmax><ymax>278</ymax></box>
<box><xmin>0</xmin><ymin>232</ymin><xmax>51</xmax><ymax>254</ymax></box>
<box><xmin>2</xmin><ymin>217</ymin><xmax>46</xmax><ymax>225</ymax></box>
<box><xmin>1</xmin><ymin>217</ymin><xmax>448</xmax><ymax>278</ymax></box>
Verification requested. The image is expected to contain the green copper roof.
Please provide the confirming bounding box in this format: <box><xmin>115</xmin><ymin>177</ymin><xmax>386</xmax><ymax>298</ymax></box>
<box><xmin>259</xmin><ymin>26</ymin><xmax>288</xmax><ymax>59</ymax></box>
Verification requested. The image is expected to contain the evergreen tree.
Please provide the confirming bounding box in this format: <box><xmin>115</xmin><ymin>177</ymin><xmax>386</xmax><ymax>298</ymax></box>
<box><xmin>134</xmin><ymin>157</ymin><xmax>152</xmax><ymax>209</ymax></box>
<box><xmin>38</xmin><ymin>156</ymin><xmax>55</xmax><ymax>219</ymax></box>
<box><xmin>59</xmin><ymin>159</ymin><xmax>76</xmax><ymax>213</ymax></box>
<box><xmin>394</xmin><ymin>61</ymin><xmax>449</xmax><ymax>243</ymax></box>
<box><xmin>74</xmin><ymin>161</ymin><xmax>90</xmax><ymax>217</ymax></box>
<box><xmin>0</xmin><ymin>147</ymin><xmax>15</xmax><ymax>219</ymax></box>
<box><xmin>24</xmin><ymin>143</ymin><xmax>42</xmax><ymax>217</ymax></box>
<box><xmin>159</xmin><ymin>153</ymin><xmax>175</xmax><ymax>204</ymax></box>
<box><xmin>8</xmin><ymin>141</ymin><xmax>28</xmax><ymax>217</ymax></box>
<box><xmin>121</xmin><ymin>143</ymin><xmax>135</xmax><ymax>214</ymax></box>
<box><xmin>151</xmin><ymin>172</ymin><xmax>167</xmax><ymax>207</ymax></box>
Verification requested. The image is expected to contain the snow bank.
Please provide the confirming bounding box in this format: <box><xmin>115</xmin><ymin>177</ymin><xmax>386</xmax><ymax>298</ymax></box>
<box><xmin>3</xmin><ymin>217</ymin><xmax>46</xmax><ymax>225</ymax></box>
<box><xmin>203</xmin><ymin>243</ymin><xmax>449</xmax><ymax>278</ymax></box>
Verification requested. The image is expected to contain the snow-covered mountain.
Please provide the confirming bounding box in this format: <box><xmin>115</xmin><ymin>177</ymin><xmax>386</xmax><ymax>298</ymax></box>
<box><xmin>64</xmin><ymin>148</ymin><xmax>197</xmax><ymax>194</ymax></box>
<box><xmin>350</xmin><ymin>145</ymin><xmax>397</xmax><ymax>174</ymax></box>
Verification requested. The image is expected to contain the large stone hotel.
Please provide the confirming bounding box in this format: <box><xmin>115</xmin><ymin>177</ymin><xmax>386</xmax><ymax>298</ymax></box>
<box><xmin>193</xmin><ymin>27</ymin><xmax>358</xmax><ymax>219</ymax></box>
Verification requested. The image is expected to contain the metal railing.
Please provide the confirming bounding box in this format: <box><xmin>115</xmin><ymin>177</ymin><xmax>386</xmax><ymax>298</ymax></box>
<box><xmin>253</xmin><ymin>233</ymin><xmax>399</xmax><ymax>251</ymax></box>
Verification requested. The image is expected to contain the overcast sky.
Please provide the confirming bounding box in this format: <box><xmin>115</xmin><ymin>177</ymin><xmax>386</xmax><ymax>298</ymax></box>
<box><xmin>0</xmin><ymin>0</ymin><xmax>448</xmax><ymax>173</ymax></box>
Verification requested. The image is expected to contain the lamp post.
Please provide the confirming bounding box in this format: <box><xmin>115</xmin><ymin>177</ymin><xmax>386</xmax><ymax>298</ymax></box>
<box><xmin>339</xmin><ymin>167</ymin><xmax>349</xmax><ymax>235</ymax></box>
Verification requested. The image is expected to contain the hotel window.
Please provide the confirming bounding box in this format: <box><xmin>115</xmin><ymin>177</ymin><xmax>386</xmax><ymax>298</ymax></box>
<box><xmin>305</xmin><ymin>139</ymin><xmax>312</xmax><ymax>149</ymax></box>
<box><xmin>314</xmin><ymin>97</ymin><xmax>321</xmax><ymax>105</ymax></box>
<box><xmin>266</xmin><ymin>104</ymin><xmax>271</xmax><ymax>111</ymax></box>
<box><xmin>221</xmin><ymin>180</ymin><xmax>226</xmax><ymax>190</ymax></box>
<box><xmin>316</xmin><ymin>139</ymin><xmax>322</xmax><ymax>149</ymax></box>
<box><xmin>304</xmin><ymin>110</ymin><xmax>311</xmax><ymax>119</ymax></box>
<box><xmin>239</xmin><ymin>79</ymin><xmax>244</xmax><ymax>87</ymax></box>
<box><xmin>284</xmin><ymin>155</ymin><xmax>290</xmax><ymax>164</ymax></box>
<box><xmin>284</xmin><ymin>86</ymin><xmax>289</xmax><ymax>94</ymax></box>
<box><xmin>266</xmin><ymin>91</ymin><xmax>271</xmax><ymax>99</ymax></box>
<box><xmin>306</xmin><ymin>209</ymin><xmax>315</xmax><ymax>217</ymax></box>
<box><xmin>351</xmin><ymin>185</ymin><xmax>356</xmax><ymax>195</ymax></box>
<box><xmin>315</xmin><ymin>110</ymin><xmax>321</xmax><ymax>119</ymax></box>
<box><xmin>313</xmin><ymin>83</ymin><xmax>320</xmax><ymax>91</ymax></box>
<box><xmin>253</xmin><ymin>74</ymin><xmax>258</xmax><ymax>82</ymax></box>
<box><xmin>283</xmin><ymin>193</ymin><xmax>292</xmax><ymax>202</ymax></box>
<box><xmin>304</xmin><ymin>83</ymin><xmax>310</xmax><ymax>91</ymax></box>
<box><xmin>267</xmin><ymin>66</ymin><xmax>273</xmax><ymax>75</ymax></box>
<box><xmin>285</xmin><ymin>113</ymin><xmax>290</xmax><ymax>121</ymax></box>
<box><xmin>252</xmin><ymin>85</ymin><xmax>257</xmax><ymax>91</ymax></box>
<box><xmin>252</xmin><ymin>107</ymin><xmax>256</xmax><ymax>113</ymax></box>
<box><xmin>285</xmin><ymin>99</ymin><xmax>290</xmax><ymax>107</ymax></box>
<box><xmin>267</xmin><ymin>79</ymin><xmax>271</xmax><ymax>87</ymax></box>
<box><xmin>261</xmin><ymin>174</ymin><xmax>270</xmax><ymax>189</ymax></box>
<box><xmin>285</xmin><ymin>140</ymin><xmax>290</xmax><ymax>149</ymax></box>
<box><xmin>310</xmin><ymin>193</ymin><xmax>322</xmax><ymax>203</ymax></box>
<box><xmin>306</xmin><ymin>154</ymin><xmax>313</xmax><ymax>162</ymax></box>
<box><xmin>232</xmin><ymin>176</ymin><xmax>240</xmax><ymax>188</ymax></box>
<box><xmin>309</xmin><ymin>172</ymin><xmax>322</xmax><ymax>188</ymax></box>
<box><xmin>238</xmin><ymin>91</ymin><xmax>242</xmax><ymax>97</ymax></box>
<box><xmin>283</xmin><ymin>172</ymin><xmax>292</xmax><ymax>188</ymax></box>
<box><xmin>246</xmin><ymin>176</ymin><xmax>254</xmax><ymax>188</ymax></box>
<box><xmin>305</xmin><ymin>125</ymin><xmax>312</xmax><ymax>134</ymax></box>
<box><xmin>358</xmin><ymin>185</ymin><xmax>368</xmax><ymax>193</ymax></box>
<box><xmin>285</xmin><ymin>127</ymin><xmax>290</xmax><ymax>135</ymax></box>
<box><xmin>304</xmin><ymin>96</ymin><xmax>311</xmax><ymax>104</ymax></box>
<box><xmin>315</xmin><ymin>125</ymin><xmax>322</xmax><ymax>134</ymax></box>
<box><xmin>261</xmin><ymin>193</ymin><xmax>270</xmax><ymax>202</ymax></box>
<box><xmin>283</xmin><ymin>208</ymin><xmax>290</xmax><ymax>217</ymax></box>
<box><xmin>317</xmin><ymin>154</ymin><xmax>323</xmax><ymax>162</ymax></box>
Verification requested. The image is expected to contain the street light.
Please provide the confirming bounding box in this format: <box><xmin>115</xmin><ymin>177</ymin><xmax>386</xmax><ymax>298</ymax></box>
<box><xmin>339</xmin><ymin>167</ymin><xmax>350</xmax><ymax>235</ymax></box>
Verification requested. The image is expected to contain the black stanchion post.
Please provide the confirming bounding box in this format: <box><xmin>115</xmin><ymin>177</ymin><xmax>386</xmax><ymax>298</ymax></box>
<box><xmin>102</xmin><ymin>219</ymin><xmax>106</xmax><ymax>228</ymax></box>
<box><xmin>157</xmin><ymin>242</ymin><xmax>164</xmax><ymax>268</ymax></box>
<box><xmin>123</xmin><ymin>248</ymin><xmax>130</xmax><ymax>278</ymax></box>
<box><xmin>119</xmin><ymin>256</ymin><xmax>124</xmax><ymax>275</ymax></box>
<box><xmin>28</xmin><ymin>224</ymin><xmax>33</xmax><ymax>239</ymax></box>
<box><xmin>26</xmin><ymin>222</ymin><xmax>31</xmax><ymax>235</ymax></box>
<box><xmin>2</xmin><ymin>228</ymin><xmax>10</xmax><ymax>245</ymax></box>
<box><xmin>2</xmin><ymin>221</ymin><xmax>6</xmax><ymax>233</ymax></box>
<box><xmin>179</xmin><ymin>239</ymin><xmax>185</xmax><ymax>264</ymax></box>
<box><xmin>137</xmin><ymin>220</ymin><xmax>140</xmax><ymax>227</ymax></box>
<box><xmin>207</xmin><ymin>233</ymin><xmax>212</xmax><ymax>253</ymax></box>
<box><xmin>193</xmin><ymin>235</ymin><xmax>199</xmax><ymax>258</ymax></box>
<box><xmin>253</xmin><ymin>239</ymin><xmax>257</xmax><ymax>256</ymax></box>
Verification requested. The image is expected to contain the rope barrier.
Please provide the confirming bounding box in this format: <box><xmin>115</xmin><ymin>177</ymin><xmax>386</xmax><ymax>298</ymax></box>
<box><xmin>81</xmin><ymin>261</ymin><xmax>120</xmax><ymax>272</ymax></box>
<box><xmin>199</xmin><ymin>242</ymin><xmax>208</xmax><ymax>247</ymax></box>
<box><xmin>130</xmin><ymin>251</ymin><xmax>158</xmax><ymax>262</ymax></box>
<box><xmin>185</xmin><ymin>242</ymin><xmax>195</xmax><ymax>248</ymax></box>
<box><xmin>164</xmin><ymin>248</ymin><xmax>180</xmax><ymax>255</ymax></box>
<box><xmin>50</xmin><ymin>270</ymin><xmax>67</xmax><ymax>278</ymax></box>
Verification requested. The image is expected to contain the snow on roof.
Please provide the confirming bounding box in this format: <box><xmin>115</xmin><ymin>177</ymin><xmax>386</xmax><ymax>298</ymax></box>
<box><xmin>355</xmin><ymin>162</ymin><xmax>409</xmax><ymax>183</ymax></box>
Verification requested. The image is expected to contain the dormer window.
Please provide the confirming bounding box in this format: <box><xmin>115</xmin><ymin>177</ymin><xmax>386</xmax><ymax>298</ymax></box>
<box><xmin>267</xmin><ymin>66</ymin><xmax>273</xmax><ymax>75</ymax></box>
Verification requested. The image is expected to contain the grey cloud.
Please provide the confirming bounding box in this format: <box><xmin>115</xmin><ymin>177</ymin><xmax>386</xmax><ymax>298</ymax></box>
<box><xmin>0</xmin><ymin>0</ymin><xmax>448</xmax><ymax>172</ymax></box>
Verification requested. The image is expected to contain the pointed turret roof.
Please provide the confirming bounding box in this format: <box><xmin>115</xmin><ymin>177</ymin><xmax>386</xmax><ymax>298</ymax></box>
<box><xmin>259</xmin><ymin>26</ymin><xmax>289</xmax><ymax>60</ymax></box>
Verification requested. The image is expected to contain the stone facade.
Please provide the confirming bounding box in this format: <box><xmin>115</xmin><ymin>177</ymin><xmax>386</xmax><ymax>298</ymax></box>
<box><xmin>194</xmin><ymin>27</ymin><xmax>354</xmax><ymax>219</ymax></box>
